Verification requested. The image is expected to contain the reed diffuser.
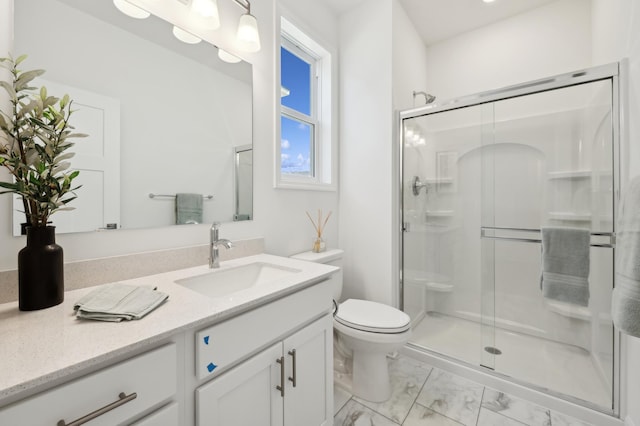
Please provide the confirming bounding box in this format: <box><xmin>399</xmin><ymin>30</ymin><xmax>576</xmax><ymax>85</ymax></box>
<box><xmin>306</xmin><ymin>209</ymin><xmax>332</xmax><ymax>253</ymax></box>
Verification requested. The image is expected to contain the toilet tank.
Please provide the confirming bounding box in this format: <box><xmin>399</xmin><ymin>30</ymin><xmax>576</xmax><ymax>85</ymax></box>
<box><xmin>290</xmin><ymin>249</ymin><xmax>343</xmax><ymax>301</ymax></box>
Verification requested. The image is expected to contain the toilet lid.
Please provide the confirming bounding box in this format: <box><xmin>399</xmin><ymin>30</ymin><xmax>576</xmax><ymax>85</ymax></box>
<box><xmin>335</xmin><ymin>299</ymin><xmax>411</xmax><ymax>333</ymax></box>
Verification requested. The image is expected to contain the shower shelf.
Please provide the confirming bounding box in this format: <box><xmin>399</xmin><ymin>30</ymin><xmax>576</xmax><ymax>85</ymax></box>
<box><xmin>425</xmin><ymin>210</ymin><xmax>454</xmax><ymax>217</ymax></box>
<box><xmin>404</xmin><ymin>279</ymin><xmax>453</xmax><ymax>293</ymax></box>
<box><xmin>547</xmin><ymin>170</ymin><xmax>612</xmax><ymax>179</ymax></box>
<box><xmin>545</xmin><ymin>300</ymin><xmax>591</xmax><ymax>321</ymax></box>
<box><xmin>424</xmin><ymin>178</ymin><xmax>454</xmax><ymax>184</ymax></box>
<box><xmin>548</xmin><ymin>212</ymin><xmax>591</xmax><ymax>221</ymax></box>
<box><xmin>548</xmin><ymin>170</ymin><xmax>592</xmax><ymax>179</ymax></box>
<box><xmin>425</xmin><ymin>282</ymin><xmax>454</xmax><ymax>292</ymax></box>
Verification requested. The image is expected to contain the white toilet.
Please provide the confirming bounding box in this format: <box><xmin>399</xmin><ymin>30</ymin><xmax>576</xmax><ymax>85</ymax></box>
<box><xmin>291</xmin><ymin>249</ymin><xmax>412</xmax><ymax>403</ymax></box>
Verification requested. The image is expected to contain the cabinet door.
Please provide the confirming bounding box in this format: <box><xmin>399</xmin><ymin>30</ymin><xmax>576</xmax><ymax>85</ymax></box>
<box><xmin>283</xmin><ymin>315</ymin><xmax>333</xmax><ymax>426</ymax></box>
<box><xmin>196</xmin><ymin>343</ymin><xmax>284</xmax><ymax>426</ymax></box>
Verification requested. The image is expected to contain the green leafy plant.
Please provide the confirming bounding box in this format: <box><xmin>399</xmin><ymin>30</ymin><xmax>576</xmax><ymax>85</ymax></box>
<box><xmin>0</xmin><ymin>55</ymin><xmax>85</xmax><ymax>228</ymax></box>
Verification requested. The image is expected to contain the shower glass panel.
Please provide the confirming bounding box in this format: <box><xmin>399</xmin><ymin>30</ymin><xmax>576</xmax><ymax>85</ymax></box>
<box><xmin>402</xmin><ymin>103</ymin><xmax>491</xmax><ymax>368</ymax></box>
<box><xmin>401</xmin><ymin>75</ymin><xmax>616</xmax><ymax>412</ymax></box>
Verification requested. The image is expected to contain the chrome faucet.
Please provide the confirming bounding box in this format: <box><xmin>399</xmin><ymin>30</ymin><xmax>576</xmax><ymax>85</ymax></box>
<box><xmin>210</xmin><ymin>222</ymin><xmax>233</xmax><ymax>268</ymax></box>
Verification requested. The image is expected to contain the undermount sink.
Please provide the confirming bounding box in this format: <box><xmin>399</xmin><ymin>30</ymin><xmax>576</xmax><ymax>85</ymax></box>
<box><xmin>175</xmin><ymin>262</ymin><xmax>302</xmax><ymax>298</ymax></box>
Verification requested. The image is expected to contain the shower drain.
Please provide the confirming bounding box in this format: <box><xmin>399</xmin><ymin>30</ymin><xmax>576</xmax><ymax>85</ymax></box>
<box><xmin>484</xmin><ymin>346</ymin><xmax>502</xmax><ymax>355</ymax></box>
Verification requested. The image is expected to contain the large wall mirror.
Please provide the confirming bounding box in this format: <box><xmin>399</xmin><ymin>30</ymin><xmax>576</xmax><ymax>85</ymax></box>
<box><xmin>12</xmin><ymin>0</ymin><xmax>253</xmax><ymax>236</ymax></box>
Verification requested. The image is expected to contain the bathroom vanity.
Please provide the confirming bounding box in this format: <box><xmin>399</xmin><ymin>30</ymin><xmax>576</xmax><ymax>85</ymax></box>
<box><xmin>0</xmin><ymin>254</ymin><xmax>337</xmax><ymax>425</ymax></box>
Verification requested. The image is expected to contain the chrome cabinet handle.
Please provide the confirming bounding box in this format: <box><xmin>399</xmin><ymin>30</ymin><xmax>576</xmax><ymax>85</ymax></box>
<box><xmin>276</xmin><ymin>356</ymin><xmax>285</xmax><ymax>397</ymax></box>
<box><xmin>288</xmin><ymin>349</ymin><xmax>297</xmax><ymax>387</ymax></box>
<box><xmin>57</xmin><ymin>392</ymin><xmax>137</xmax><ymax>426</ymax></box>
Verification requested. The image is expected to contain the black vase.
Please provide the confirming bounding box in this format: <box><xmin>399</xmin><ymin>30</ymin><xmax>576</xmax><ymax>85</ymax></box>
<box><xmin>18</xmin><ymin>226</ymin><xmax>64</xmax><ymax>311</ymax></box>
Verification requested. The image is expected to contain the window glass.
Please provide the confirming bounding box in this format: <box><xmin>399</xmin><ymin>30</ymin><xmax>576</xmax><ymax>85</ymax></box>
<box><xmin>281</xmin><ymin>115</ymin><xmax>313</xmax><ymax>177</ymax></box>
<box><xmin>281</xmin><ymin>46</ymin><xmax>311</xmax><ymax>116</ymax></box>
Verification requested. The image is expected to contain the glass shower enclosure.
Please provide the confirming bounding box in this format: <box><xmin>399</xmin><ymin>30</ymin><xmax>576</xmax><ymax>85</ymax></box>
<box><xmin>400</xmin><ymin>63</ymin><xmax>620</xmax><ymax>414</ymax></box>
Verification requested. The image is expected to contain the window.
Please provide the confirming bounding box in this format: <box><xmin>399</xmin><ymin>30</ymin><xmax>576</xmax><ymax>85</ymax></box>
<box><xmin>277</xmin><ymin>18</ymin><xmax>335</xmax><ymax>190</ymax></box>
<box><xmin>280</xmin><ymin>39</ymin><xmax>316</xmax><ymax>178</ymax></box>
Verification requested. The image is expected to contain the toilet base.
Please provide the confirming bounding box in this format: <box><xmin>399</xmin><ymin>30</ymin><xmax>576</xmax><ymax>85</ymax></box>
<box><xmin>352</xmin><ymin>350</ymin><xmax>391</xmax><ymax>402</ymax></box>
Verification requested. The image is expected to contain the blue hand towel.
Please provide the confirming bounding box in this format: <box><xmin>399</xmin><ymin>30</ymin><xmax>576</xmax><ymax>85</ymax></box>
<box><xmin>540</xmin><ymin>227</ymin><xmax>590</xmax><ymax>307</ymax></box>
<box><xmin>176</xmin><ymin>193</ymin><xmax>203</xmax><ymax>225</ymax></box>
<box><xmin>613</xmin><ymin>176</ymin><xmax>640</xmax><ymax>337</ymax></box>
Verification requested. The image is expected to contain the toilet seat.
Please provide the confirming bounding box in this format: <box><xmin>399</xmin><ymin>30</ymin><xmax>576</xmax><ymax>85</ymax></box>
<box><xmin>335</xmin><ymin>299</ymin><xmax>411</xmax><ymax>333</ymax></box>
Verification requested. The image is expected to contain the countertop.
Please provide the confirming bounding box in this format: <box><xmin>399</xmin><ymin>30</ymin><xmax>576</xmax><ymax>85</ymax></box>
<box><xmin>0</xmin><ymin>253</ymin><xmax>337</xmax><ymax>405</ymax></box>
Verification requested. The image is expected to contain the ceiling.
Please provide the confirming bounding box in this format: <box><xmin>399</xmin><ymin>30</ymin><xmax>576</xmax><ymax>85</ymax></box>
<box><xmin>319</xmin><ymin>0</ymin><xmax>558</xmax><ymax>46</ymax></box>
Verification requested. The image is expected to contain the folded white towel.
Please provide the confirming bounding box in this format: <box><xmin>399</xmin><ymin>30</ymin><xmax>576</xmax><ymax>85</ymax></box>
<box><xmin>613</xmin><ymin>176</ymin><xmax>640</xmax><ymax>337</ymax></box>
<box><xmin>540</xmin><ymin>227</ymin><xmax>590</xmax><ymax>307</ymax></box>
<box><xmin>74</xmin><ymin>283</ymin><xmax>168</xmax><ymax>322</ymax></box>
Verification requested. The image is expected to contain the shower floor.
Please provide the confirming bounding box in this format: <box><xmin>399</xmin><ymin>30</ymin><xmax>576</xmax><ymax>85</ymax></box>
<box><xmin>411</xmin><ymin>312</ymin><xmax>611</xmax><ymax>409</ymax></box>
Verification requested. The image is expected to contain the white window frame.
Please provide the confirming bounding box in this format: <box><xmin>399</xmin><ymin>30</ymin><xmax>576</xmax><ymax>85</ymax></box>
<box><xmin>276</xmin><ymin>17</ymin><xmax>336</xmax><ymax>191</ymax></box>
<box><xmin>280</xmin><ymin>38</ymin><xmax>318</xmax><ymax>179</ymax></box>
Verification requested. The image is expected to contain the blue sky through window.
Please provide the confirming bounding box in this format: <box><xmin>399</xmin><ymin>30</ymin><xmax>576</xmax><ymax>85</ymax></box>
<box><xmin>281</xmin><ymin>116</ymin><xmax>312</xmax><ymax>175</ymax></box>
<box><xmin>281</xmin><ymin>47</ymin><xmax>311</xmax><ymax>114</ymax></box>
<box><xmin>281</xmin><ymin>46</ymin><xmax>313</xmax><ymax>176</ymax></box>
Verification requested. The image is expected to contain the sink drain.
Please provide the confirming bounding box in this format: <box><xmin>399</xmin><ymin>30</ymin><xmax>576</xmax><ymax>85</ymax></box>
<box><xmin>484</xmin><ymin>346</ymin><xmax>502</xmax><ymax>355</ymax></box>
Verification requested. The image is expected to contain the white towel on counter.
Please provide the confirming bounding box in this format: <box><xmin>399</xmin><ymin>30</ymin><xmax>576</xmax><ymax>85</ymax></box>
<box><xmin>613</xmin><ymin>176</ymin><xmax>640</xmax><ymax>337</ymax></box>
<box><xmin>540</xmin><ymin>226</ymin><xmax>591</xmax><ymax>307</ymax></box>
<box><xmin>74</xmin><ymin>283</ymin><xmax>168</xmax><ymax>322</ymax></box>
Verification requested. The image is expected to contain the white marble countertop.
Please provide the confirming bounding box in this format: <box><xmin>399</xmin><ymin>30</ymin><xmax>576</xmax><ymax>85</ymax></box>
<box><xmin>0</xmin><ymin>254</ymin><xmax>337</xmax><ymax>404</ymax></box>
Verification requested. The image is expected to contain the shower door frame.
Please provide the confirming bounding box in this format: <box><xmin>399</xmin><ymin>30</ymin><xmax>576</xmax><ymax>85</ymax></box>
<box><xmin>398</xmin><ymin>61</ymin><xmax>624</xmax><ymax>417</ymax></box>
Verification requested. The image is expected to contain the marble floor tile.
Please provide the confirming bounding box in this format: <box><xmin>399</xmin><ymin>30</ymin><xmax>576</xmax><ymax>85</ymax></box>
<box><xmin>355</xmin><ymin>355</ymin><xmax>433</xmax><ymax>424</ymax></box>
<box><xmin>335</xmin><ymin>385</ymin><xmax>352</xmax><ymax>416</ymax></box>
<box><xmin>403</xmin><ymin>403</ymin><xmax>464</xmax><ymax>426</ymax></box>
<box><xmin>549</xmin><ymin>411</ymin><xmax>594</xmax><ymax>426</ymax></box>
<box><xmin>477</xmin><ymin>408</ymin><xmax>528</xmax><ymax>426</ymax></box>
<box><xmin>415</xmin><ymin>368</ymin><xmax>484</xmax><ymax>426</ymax></box>
<box><xmin>334</xmin><ymin>400</ymin><xmax>400</xmax><ymax>426</ymax></box>
<box><xmin>482</xmin><ymin>388</ymin><xmax>551</xmax><ymax>426</ymax></box>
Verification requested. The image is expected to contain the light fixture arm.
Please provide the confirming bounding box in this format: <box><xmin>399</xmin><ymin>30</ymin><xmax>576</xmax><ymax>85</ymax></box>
<box><xmin>233</xmin><ymin>0</ymin><xmax>251</xmax><ymax>13</ymax></box>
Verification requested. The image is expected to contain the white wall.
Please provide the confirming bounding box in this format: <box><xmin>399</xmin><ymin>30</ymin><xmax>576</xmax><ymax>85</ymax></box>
<box><xmin>0</xmin><ymin>0</ymin><xmax>339</xmax><ymax>273</ymax></box>
<box><xmin>339</xmin><ymin>0</ymin><xmax>394</xmax><ymax>304</ymax></box>
<box><xmin>425</xmin><ymin>0</ymin><xmax>592</xmax><ymax>101</ymax></box>
<box><xmin>591</xmin><ymin>1</ymin><xmax>640</xmax><ymax>423</ymax></box>
<box><xmin>392</xmin><ymin>1</ymin><xmax>429</xmax><ymax>111</ymax></box>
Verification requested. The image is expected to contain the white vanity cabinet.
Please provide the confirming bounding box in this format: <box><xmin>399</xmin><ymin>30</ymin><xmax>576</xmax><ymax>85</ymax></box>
<box><xmin>196</xmin><ymin>315</ymin><xmax>333</xmax><ymax>426</ymax></box>
<box><xmin>194</xmin><ymin>281</ymin><xmax>334</xmax><ymax>426</ymax></box>
<box><xmin>0</xmin><ymin>255</ymin><xmax>337</xmax><ymax>426</ymax></box>
<box><xmin>0</xmin><ymin>343</ymin><xmax>177</xmax><ymax>426</ymax></box>
<box><xmin>130</xmin><ymin>402</ymin><xmax>180</xmax><ymax>426</ymax></box>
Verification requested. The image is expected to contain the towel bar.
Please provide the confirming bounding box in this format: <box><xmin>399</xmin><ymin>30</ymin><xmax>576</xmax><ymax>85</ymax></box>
<box><xmin>148</xmin><ymin>193</ymin><xmax>213</xmax><ymax>200</ymax></box>
<box><xmin>480</xmin><ymin>226</ymin><xmax>615</xmax><ymax>248</ymax></box>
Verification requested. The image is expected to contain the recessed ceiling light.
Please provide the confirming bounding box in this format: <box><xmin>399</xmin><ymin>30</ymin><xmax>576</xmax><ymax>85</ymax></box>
<box><xmin>483</xmin><ymin>0</ymin><xmax>496</xmax><ymax>3</ymax></box>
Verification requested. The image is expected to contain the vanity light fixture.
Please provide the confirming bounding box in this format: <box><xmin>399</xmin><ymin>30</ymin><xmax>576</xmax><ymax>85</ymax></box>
<box><xmin>192</xmin><ymin>0</ymin><xmax>221</xmax><ymax>29</ymax></box>
<box><xmin>218</xmin><ymin>48</ymin><xmax>242</xmax><ymax>63</ymax></box>
<box><xmin>234</xmin><ymin>0</ymin><xmax>261</xmax><ymax>53</ymax></box>
<box><xmin>172</xmin><ymin>26</ymin><xmax>202</xmax><ymax>44</ymax></box>
<box><xmin>113</xmin><ymin>0</ymin><xmax>150</xmax><ymax>19</ymax></box>
<box><xmin>113</xmin><ymin>0</ymin><xmax>261</xmax><ymax>53</ymax></box>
